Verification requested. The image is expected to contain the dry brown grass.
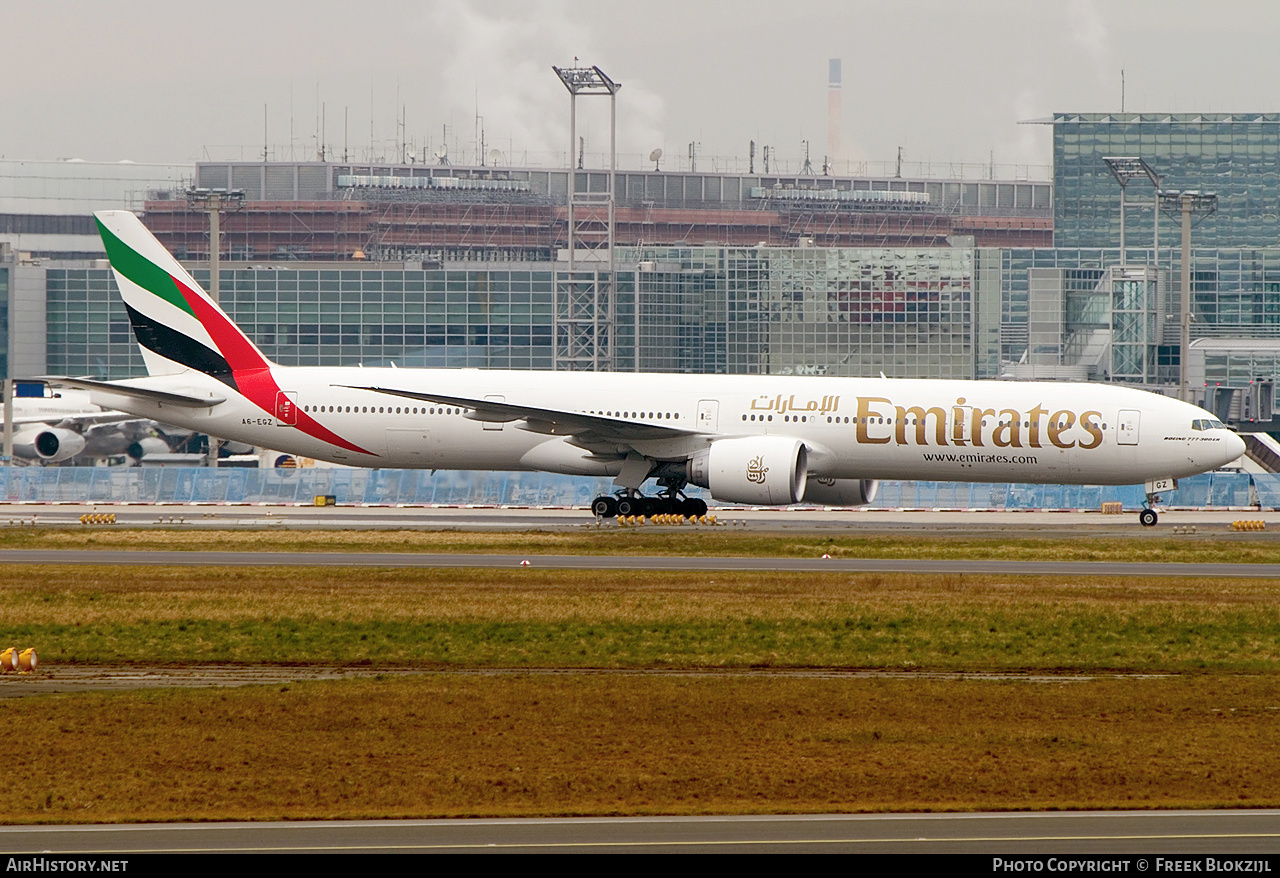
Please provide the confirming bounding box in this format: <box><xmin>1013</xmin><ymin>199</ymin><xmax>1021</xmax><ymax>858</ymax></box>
<box><xmin>6</xmin><ymin>674</ymin><xmax>1279</xmax><ymax>822</ymax></box>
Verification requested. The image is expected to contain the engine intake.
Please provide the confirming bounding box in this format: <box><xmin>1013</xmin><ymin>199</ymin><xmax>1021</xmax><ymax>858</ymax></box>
<box><xmin>13</xmin><ymin>427</ymin><xmax>86</xmax><ymax>463</ymax></box>
<box><xmin>687</xmin><ymin>436</ymin><xmax>808</xmax><ymax>505</ymax></box>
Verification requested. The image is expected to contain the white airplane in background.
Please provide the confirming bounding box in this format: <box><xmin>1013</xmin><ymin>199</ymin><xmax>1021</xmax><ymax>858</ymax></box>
<box><xmin>50</xmin><ymin>210</ymin><xmax>1245</xmax><ymax>526</ymax></box>
<box><xmin>5</xmin><ymin>385</ymin><xmax>173</xmax><ymax>464</ymax></box>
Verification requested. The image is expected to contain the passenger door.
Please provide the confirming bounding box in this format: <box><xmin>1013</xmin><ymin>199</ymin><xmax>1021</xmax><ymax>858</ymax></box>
<box><xmin>1117</xmin><ymin>409</ymin><xmax>1140</xmax><ymax>446</ymax></box>
<box><xmin>697</xmin><ymin>399</ymin><xmax>719</xmax><ymax>432</ymax></box>
<box><xmin>275</xmin><ymin>391</ymin><xmax>298</xmax><ymax>427</ymax></box>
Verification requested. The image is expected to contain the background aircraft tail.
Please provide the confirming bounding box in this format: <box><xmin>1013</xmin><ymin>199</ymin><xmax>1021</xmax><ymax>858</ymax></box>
<box><xmin>93</xmin><ymin>210</ymin><xmax>274</xmax><ymax>387</ymax></box>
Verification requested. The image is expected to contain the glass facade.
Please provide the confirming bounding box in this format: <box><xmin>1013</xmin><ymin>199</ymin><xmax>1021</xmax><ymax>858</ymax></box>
<box><xmin>46</xmin><ymin>267</ymin><xmax>570</xmax><ymax>377</ymax></box>
<box><xmin>45</xmin><ymin>268</ymin><xmax>135</xmax><ymax>378</ymax></box>
<box><xmin>625</xmin><ymin>246</ymin><xmax>983</xmax><ymax>380</ymax></box>
<box><xmin>1053</xmin><ymin>113</ymin><xmax>1280</xmax><ymax>249</ymax></box>
<box><xmin>755</xmin><ymin>248</ymin><xmax>976</xmax><ymax>380</ymax></box>
<box><xmin>1000</xmin><ymin>247</ymin><xmax>1280</xmax><ymax>379</ymax></box>
<box><xmin>47</xmin><ymin>248</ymin><xmax>989</xmax><ymax>381</ymax></box>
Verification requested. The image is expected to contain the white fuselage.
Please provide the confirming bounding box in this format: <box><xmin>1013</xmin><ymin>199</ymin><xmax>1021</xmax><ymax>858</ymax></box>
<box><xmin>85</xmin><ymin>367</ymin><xmax>1246</xmax><ymax>487</ymax></box>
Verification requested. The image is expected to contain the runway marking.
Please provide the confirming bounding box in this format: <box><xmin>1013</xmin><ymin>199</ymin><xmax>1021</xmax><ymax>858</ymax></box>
<box><xmin>9</xmin><ymin>832</ymin><xmax>1279</xmax><ymax>853</ymax></box>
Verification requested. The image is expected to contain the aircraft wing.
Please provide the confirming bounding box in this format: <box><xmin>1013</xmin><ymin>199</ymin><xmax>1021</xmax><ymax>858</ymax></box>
<box><xmin>82</xmin><ymin>418</ymin><xmax>155</xmax><ymax>439</ymax></box>
<box><xmin>342</xmin><ymin>384</ymin><xmax>697</xmax><ymax>443</ymax></box>
<box><xmin>9</xmin><ymin>410</ymin><xmax>134</xmax><ymax>428</ymax></box>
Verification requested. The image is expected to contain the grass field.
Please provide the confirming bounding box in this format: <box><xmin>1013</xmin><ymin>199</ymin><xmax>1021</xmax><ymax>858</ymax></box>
<box><xmin>4</xmin><ymin>565</ymin><xmax>1280</xmax><ymax>671</ymax></box>
<box><xmin>2</xmin><ymin>531</ymin><xmax>1278</xmax><ymax>823</ymax></box>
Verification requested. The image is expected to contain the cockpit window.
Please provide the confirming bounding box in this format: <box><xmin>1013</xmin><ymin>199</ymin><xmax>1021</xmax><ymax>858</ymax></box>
<box><xmin>1191</xmin><ymin>419</ymin><xmax>1227</xmax><ymax>431</ymax></box>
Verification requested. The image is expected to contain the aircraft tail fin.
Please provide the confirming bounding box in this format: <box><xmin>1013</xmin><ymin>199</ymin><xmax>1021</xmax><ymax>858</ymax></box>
<box><xmin>93</xmin><ymin>210</ymin><xmax>274</xmax><ymax>386</ymax></box>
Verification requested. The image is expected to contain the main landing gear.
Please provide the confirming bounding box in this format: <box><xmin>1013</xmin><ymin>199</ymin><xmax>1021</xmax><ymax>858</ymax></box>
<box><xmin>591</xmin><ymin>486</ymin><xmax>708</xmax><ymax>519</ymax></box>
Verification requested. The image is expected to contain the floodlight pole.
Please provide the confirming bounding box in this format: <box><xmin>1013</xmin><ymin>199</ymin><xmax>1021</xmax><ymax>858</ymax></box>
<box><xmin>553</xmin><ymin>65</ymin><xmax>620</xmax><ymax>271</ymax></box>
<box><xmin>185</xmin><ymin>188</ymin><xmax>246</xmax><ymax>305</ymax></box>
<box><xmin>1103</xmin><ymin>157</ymin><xmax>1160</xmax><ymax>265</ymax></box>
<box><xmin>1159</xmin><ymin>190</ymin><xmax>1218</xmax><ymax>403</ymax></box>
<box><xmin>186</xmin><ymin>188</ymin><xmax>246</xmax><ymax>464</ymax></box>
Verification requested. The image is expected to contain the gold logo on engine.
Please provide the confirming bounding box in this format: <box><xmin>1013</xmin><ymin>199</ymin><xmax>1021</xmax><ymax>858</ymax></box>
<box><xmin>746</xmin><ymin>455</ymin><xmax>769</xmax><ymax>483</ymax></box>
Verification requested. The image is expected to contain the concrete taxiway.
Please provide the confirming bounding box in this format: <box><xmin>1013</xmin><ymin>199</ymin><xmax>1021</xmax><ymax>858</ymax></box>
<box><xmin>0</xmin><ymin>502</ymin><xmax>1272</xmax><ymax>538</ymax></box>
<box><xmin>1</xmin><ymin>811</ymin><xmax>1277</xmax><ymax>854</ymax></box>
<box><xmin>0</xmin><ymin>547</ymin><xmax>1277</xmax><ymax>578</ymax></box>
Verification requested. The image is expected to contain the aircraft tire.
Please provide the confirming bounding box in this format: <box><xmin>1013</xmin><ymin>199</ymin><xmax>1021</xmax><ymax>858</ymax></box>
<box><xmin>1139</xmin><ymin>508</ymin><xmax>1158</xmax><ymax>527</ymax></box>
<box><xmin>592</xmin><ymin>496</ymin><xmax>618</xmax><ymax>518</ymax></box>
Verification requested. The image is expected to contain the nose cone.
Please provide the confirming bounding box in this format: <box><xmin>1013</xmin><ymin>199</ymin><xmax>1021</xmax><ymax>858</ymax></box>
<box><xmin>1223</xmin><ymin>430</ymin><xmax>1247</xmax><ymax>465</ymax></box>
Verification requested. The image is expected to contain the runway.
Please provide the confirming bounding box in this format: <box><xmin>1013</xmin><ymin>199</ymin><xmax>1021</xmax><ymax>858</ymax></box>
<box><xmin>0</xmin><ymin>503</ymin><xmax>1276</xmax><ymax>576</ymax></box>
<box><xmin>0</xmin><ymin>502</ymin><xmax>1273</xmax><ymax>538</ymax></box>
<box><xmin>1</xmin><ymin>547</ymin><xmax>1278</xmax><ymax>578</ymax></box>
<box><xmin>1</xmin><ymin>811</ymin><xmax>1277</xmax><ymax>854</ymax></box>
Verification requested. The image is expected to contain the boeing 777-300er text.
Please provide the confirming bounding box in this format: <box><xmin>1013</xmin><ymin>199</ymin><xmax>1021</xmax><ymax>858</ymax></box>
<box><xmin>50</xmin><ymin>211</ymin><xmax>1246</xmax><ymax>526</ymax></box>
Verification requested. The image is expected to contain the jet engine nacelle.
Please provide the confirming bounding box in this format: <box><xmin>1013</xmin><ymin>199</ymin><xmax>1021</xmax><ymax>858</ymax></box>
<box><xmin>687</xmin><ymin>436</ymin><xmax>808</xmax><ymax>505</ymax></box>
<box><xmin>127</xmin><ymin>437</ymin><xmax>170</xmax><ymax>461</ymax></box>
<box><xmin>13</xmin><ymin>427</ymin><xmax>87</xmax><ymax>463</ymax></box>
<box><xmin>219</xmin><ymin>441</ymin><xmax>255</xmax><ymax>456</ymax></box>
<box><xmin>801</xmin><ymin>477</ymin><xmax>880</xmax><ymax>507</ymax></box>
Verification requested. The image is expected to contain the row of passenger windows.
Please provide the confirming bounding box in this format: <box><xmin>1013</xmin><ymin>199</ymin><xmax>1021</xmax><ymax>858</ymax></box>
<box><xmin>589</xmin><ymin>411</ymin><xmax>681</xmax><ymax>420</ymax></box>
<box><xmin>302</xmin><ymin>404</ymin><xmax>467</xmax><ymax>416</ymax></box>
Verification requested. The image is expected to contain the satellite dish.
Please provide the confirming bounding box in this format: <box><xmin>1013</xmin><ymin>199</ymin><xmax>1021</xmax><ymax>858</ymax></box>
<box><xmin>488</xmin><ymin>149</ymin><xmax>503</xmax><ymax>166</ymax></box>
<box><xmin>434</xmin><ymin>144</ymin><xmax>450</xmax><ymax>165</ymax></box>
<box><xmin>649</xmin><ymin>148</ymin><xmax>663</xmax><ymax>171</ymax></box>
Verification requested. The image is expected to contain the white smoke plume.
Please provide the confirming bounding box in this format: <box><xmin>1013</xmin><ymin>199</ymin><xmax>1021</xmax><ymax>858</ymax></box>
<box><xmin>422</xmin><ymin>0</ymin><xmax>665</xmax><ymax>167</ymax></box>
<box><xmin>1066</xmin><ymin>0</ymin><xmax>1114</xmax><ymax>85</ymax></box>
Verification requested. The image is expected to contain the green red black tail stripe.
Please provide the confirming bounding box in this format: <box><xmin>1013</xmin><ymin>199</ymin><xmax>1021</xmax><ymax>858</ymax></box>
<box><xmin>124</xmin><ymin>302</ymin><xmax>238</xmax><ymax>390</ymax></box>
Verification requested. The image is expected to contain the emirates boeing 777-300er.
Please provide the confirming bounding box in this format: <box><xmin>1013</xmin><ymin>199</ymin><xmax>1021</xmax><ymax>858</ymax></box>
<box><xmin>50</xmin><ymin>210</ymin><xmax>1245</xmax><ymax>526</ymax></box>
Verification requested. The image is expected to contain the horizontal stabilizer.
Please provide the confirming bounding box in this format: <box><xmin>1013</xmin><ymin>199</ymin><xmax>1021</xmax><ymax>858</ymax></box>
<box><xmin>36</xmin><ymin>377</ymin><xmax>225</xmax><ymax>408</ymax></box>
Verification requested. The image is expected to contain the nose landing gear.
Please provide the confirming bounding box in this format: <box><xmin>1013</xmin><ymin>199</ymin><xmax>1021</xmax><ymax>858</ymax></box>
<box><xmin>1140</xmin><ymin>477</ymin><xmax>1176</xmax><ymax>527</ymax></box>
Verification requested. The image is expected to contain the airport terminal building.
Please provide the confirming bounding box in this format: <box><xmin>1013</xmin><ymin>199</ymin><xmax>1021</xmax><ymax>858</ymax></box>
<box><xmin>5</xmin><ymin>112</ymin><xmax>1280</xmax><ymax>432</ymax></box>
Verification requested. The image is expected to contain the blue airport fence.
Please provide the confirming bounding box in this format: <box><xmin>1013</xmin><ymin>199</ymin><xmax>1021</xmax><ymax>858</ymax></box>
<box><xmin>0</xmin><ymin>467</ymin><xmax>1269</xmax><ymax>509</ymax></box>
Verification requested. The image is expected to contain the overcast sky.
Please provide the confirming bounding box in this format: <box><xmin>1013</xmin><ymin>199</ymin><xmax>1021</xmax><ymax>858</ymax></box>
<box><xmin>6</xmin><ymin>1</ymin><xmax>1278</xmax><ymax>178</ymax></box>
